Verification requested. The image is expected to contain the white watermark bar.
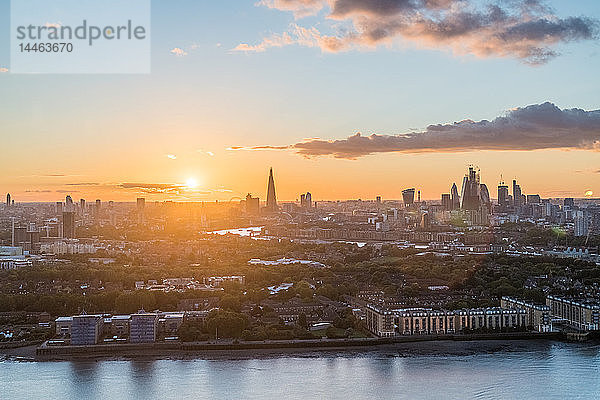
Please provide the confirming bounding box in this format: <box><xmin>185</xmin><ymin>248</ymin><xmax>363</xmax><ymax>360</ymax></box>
<box><xmin>10</xmin><ymin>0</ymin><xmax>151</xmax><ymax>74</ymax></box>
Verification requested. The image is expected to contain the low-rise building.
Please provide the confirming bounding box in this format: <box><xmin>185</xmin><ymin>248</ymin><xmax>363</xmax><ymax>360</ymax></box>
<box><xmin>71</xmin><ymin>315</ymin><xmax>103</xmax><ymax>345</ymax></box>
<box><xmin>546</xmin><ymin>295</ymin><xmax>600</xmax><ymax>331</ymax></box>
<box><xmin>55</xmin><ymin>316</ymin><xmax>73</xmax><ymax>336</ymax></box>
<box><xmin>129</xmin><ymin>312</ymin><xmax>158</xmax><ymax>343</ymax></box>
<box><xmin>366</xmin><ymin>304</ymin><xmax>395</xmax><ymax>337</ymax></box>
<box><xmin>501</xmin><ymin>296</ymin><xmax>552</xmax><ymax>332</ymax></box>
<box><xmin>366</xmin><ymin>305</ymin><xmax>528</xmax><ymax>337</ymax></box>
<box><xmin>158</xmin><ymin>312</ymin><xmax>185</xmax><ymax>337</ymax></box>
<box><xmin>108</xmin><ymin>315</ymin><xmax>131</xmax><ymax>337</ymax></box>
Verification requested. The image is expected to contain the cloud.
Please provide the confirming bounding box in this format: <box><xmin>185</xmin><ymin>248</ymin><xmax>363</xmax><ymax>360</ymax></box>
<box><xmin>258</xmin><ymin>0</ymin><xmax>327</xmax><ymax>17</ymax></box>
<box><xmin>25</xmin><ymin>190</ymin><xmax>52</xmax><ymax>193</ymax></box>
<box><xmin>119</xmin><ymin>183</ymin><xmax>186</xmax><ymax>194</ymax></box>
<box><xmin>234</xmin><ymin>24</ymin><xmax>323</xmax><ymax>52</ymax></box>
<box><xmin>230</xmin><ymin>102</ymin><xmax>600</xmax><ymax>159</ymax></box>
<box><xmin>65</xmin><ymin>182</ymin><xmax>99</xmax><ymax>186</ymax></box>
<box><xmin>170</xmin><ymin>47</ymin><xmax>188</xmax><ymax>57</ymax></box>
<box><xmin>0</xmin><ymin>67</ymin><xmax>8</xmax><ymax>73</ymax></box>
<box><xmin>198</xmin><ymin>149</ymin><xmax>215</xmax><ymax>157</ymax></box>
<box><xmin>240</xmin><ymin>0</ymin><xmax>599</xmax><ymax>63</ymax></box>
<box><xmin>118</xmin><ymin>183</ymin><xmax>232</xmax><ymax>197</ymax></box>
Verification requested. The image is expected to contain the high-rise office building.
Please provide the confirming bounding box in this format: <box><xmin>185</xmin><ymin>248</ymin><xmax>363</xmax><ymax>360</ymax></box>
<box><xmin>574</xmin><ymin>212</ymin><xmax>589</xmax><ymax>237</ymax></box>
<box><xmin>62</xmin><ymin>211</ymin><xmax>76</xmax><ymax>239</ymax></box>
<box><xmin>300</xmin><ymin>192</ymin><xmax>312</xmax><ymax>209</ymax></box>
<box><xmin>56</xmin><ymin>202</ymin><xmax>63</xmax><ymax>215</ymax></box>
<box><xmin>498</xmin><ymin>182</ymin><xmax>509</xmax><ymax>208</ymax></box>
<box><xmin>137</xmin><ymin>198</ymin><xmax>146</xmax><ymax>224</ymax></box>
<box><xmin>480</xmin><ymin>184</ymin><xmax>491</xmax><ymax>206</ymax></box>
<box><xmin>513</xmin><ymin>180</ymin><xmax>522</xmax><ymax>207</ymax></box>
<box><xmin>79</xmin><ymin>199</ymin><xmax>86</xmax><ymax>214</ymax></box>
<box><xmin>402</xmin><ymin>188</ymin><xmax>415</xmax><ymax>207</ymax></box>
<box><xmin>245</xmin><ymin>193</ymin><xmax>260</xmax><ymax>215</ymax></box>
<box><xmin>95</xmin><ymin>199</ymin><xmax>102</xmax><ymax>218</ymax></box>
<box><xmin>460</xmin><ymin>166</ymin><xmax>481</xmax><ymax>211</ymax></box>
<box><xmin>65</xmin><ymin>195</ymin><xmax>74</xmax><ymax>212</ymax></box>
<box><xmin>265</xmin><ymin>168</ymin><xmax>278</xmax><ymax>213</ymax></box>
<box><xmin>450</xmin><ymin>183</ymin><xmax>460</xmax><ymax>210</ymax></box>
<box><xmin>6</xmin><ymin>193</ymin><xmax>10</xmax><ymax>206</ymax></box>
<box><xmin>441</xmin><ymin>194</ymin><xmax>451</xmax><ymax>210</ymax></box>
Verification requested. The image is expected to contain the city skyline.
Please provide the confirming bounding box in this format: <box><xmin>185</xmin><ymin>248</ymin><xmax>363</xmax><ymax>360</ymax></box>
<box><xmin>2</xmin><ymin>162</ymin><xmax>599</xmax><ymax>204</ymax></box>
<box><xmin>1</xmin><ymin>0</ymin><xmax>599</xmax><ymax>201</ymax></box>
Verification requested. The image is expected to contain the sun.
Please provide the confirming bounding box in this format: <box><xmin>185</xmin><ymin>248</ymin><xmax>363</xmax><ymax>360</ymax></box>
<box><xmin>585</xmin><ymin>190</ymin><xmax>593</xmax><ymax>197</ymax></box>
<box><xmin>185</xmin><ymin>178</ymin><xmax>199</xmax><ymax>189</ymax></box>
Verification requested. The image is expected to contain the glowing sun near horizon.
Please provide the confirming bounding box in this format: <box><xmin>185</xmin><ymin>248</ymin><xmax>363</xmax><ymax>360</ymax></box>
<box><xmin>185</xmin><ymin>178</ymin><xmax>199</xmax><ymax>189</ymax></box>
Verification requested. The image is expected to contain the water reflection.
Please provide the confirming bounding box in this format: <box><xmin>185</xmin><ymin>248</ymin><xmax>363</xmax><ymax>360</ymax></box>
<box><xmin>69</xmin><ymin>360</ymin><xmax>101</xmax><ymax>399</ymax></box>
<box><xmin>1</xmin><ymin>344</ymin><xmax>600</xmax><ymax>400</ymax></box>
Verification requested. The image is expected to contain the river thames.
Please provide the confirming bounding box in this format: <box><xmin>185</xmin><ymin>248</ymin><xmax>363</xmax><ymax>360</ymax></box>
<box><xmin>1</xmin><ymin>341</ymin><xmax>599</xmax><ymax>399</ymax></box>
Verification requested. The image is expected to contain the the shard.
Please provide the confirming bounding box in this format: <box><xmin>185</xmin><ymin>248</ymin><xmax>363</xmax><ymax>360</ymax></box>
<box><xmin>265</xmin><ymin>167</ymin><xmax>278</xmax><ymax>212</ymax></box>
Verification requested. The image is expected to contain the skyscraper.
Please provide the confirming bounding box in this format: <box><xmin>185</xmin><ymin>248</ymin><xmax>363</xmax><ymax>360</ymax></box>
<box><xmin>402</xmin><ymin>188</ymin><xmax>415</xmax><ymax>207</ymax></box>
<box><xmin>65</xmin><ymin>195</ymin><xmax>74</xmax><ymax>212</ymax></box>
<box><xmin>480</xmin><ymin>184</ymin><xmax>491</xmax><ymax>206</ymax></box>
<box><xmin>460</xmin><ymin>166</ymin><xmax>481</xmax><ymax>211</ymax></box>
<box><xmin>300</xmin><ymin>192</ymin><xmax>312</xmax><ymax>209</ymax></box>
<box><xmin>6</xmin><ymin>193</ymin><xmax>10</xmax><ymax>207</ymax></box>
<box><xmin>450</xmin><ymin>183</ymin><xmax>460</xmax><ymax>210</ymax></box>
<box><xmin>265</xmin><ymin>168</ymin><xmax>278</xmax><ymax>213</ymax></box>
<box><xmin>137</xmin><ymin>198</ymin><xmax>146</xmax><ymax>225</ymax></box>
<box><xmin>512</xmin><ymin>180</ymin><xmax>522</xmax><ymax>207</ymax></box>
<box><xmin>62</xmin><ymin>211</ymin><xmax>75</xmax><ymax>239</ymax></box>
<box><xmin>441</xmin><ymin>194</ymin><xmax>451</xmax><ymax>210</ymax></box>
<box><xmin>95</xmin><ymin>199</ymin><xmax>102</xmax><ymax>218</ymax></box>
<box><xmin>498</xmin><ymin>181</ymin><xmax>509</xmax><ymax>208</ymax></box>
<box><xmin>245</xmin><ymin>193</ymin><xmax>260</xmax><ymax>215</ymax></box>
<box><xmin>56</xmin><ymin>201</ymin><xmax>63</xmax><ymax>215</ymax></box>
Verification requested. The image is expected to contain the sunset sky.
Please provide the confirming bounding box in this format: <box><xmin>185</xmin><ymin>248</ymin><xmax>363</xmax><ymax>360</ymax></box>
<box><xmin>1</xmin><ymin>0</ymin><xmax>599</xmax><ymax>202</ymax></box>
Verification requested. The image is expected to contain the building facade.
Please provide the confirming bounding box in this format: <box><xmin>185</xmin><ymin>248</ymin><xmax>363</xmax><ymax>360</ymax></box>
<box><xmin>71</xmin><ymin>315</ymin><xmax>103</xmax><ymax>345</ymax></box>
<box><xmin>501</xmin><ymin>297</ymin><xmax>552</xmax><ymax>332</ymax></box>
<box><xmin>366</xmin><ymin>305</ymin><xmax>529</xmax><ymax>337</ymax></box>
<box><xmin>129</xmin><ymin>313</ymin><xmax>159</xmax><ymax>343</ymax></box>
<box><xmin>546</xmin><ymin>296</ymin><xmax>600</xmax><ymax>331</ymax></box>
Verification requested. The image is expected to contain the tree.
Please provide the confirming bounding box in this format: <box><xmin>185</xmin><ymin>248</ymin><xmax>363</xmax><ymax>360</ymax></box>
<box><xmin>205</xmin><ymin>310</ymin><xmax>249</xmax><ymax>338</ymax></box>
<box><xmin>220</xmin><ymin>294</ymin><xmax>242</xmax><ymax>312</ymax></box>
<box><xmin>298</xmin><ymin>312</ymin><xmax>308</xmax><ymax>329</ymax></box>
<box><xmin>295</xmin><ymin>281</ymin><xmax>314</xmax><ymax>300</ymax></box>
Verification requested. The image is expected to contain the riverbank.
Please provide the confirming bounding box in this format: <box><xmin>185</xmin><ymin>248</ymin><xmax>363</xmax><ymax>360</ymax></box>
<box><xmin>26</xmin><ymin>332</ymin><xmax>574</xmax><ymax>361</ymax></box>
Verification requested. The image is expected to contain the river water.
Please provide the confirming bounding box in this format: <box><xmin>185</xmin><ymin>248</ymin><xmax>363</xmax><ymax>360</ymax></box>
<box><xmin>1</xmin><ymin>341</ymin><xmax>599</xmax><ymax>399</ymax></box>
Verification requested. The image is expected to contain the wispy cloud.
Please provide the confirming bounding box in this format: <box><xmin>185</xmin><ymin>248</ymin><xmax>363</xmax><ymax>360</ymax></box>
<box><xmin>170</xmin><ymin>47</ymin><xmax>188</xmax><ymax>57</ymax></box>
<box><xmin>234</xmin><ymin>24</ymin><xmax>323</xmax><ymax>52</ymax></box>
<box><xmin>240</xmin><ymin>0</ymin><xmax>599</xmax><ymax>64</ymax></box>
<box><xmin>65</xmin><ymin>182</ymin><xmax>100</xmax><ymax>186</ymax></box>
<box><xmin>119</xmin><ymin>183</ymin><xmax>186</xmax><ymax>194</ymax></box>
<box><xmin>198</xmin><ymin>149</ymin><xmax>215</xmax><ymax>157</ymax></box>
<box><xmin>229</xmin><ymin>102</ymin><xmax>600</xmax><ymax>159</ymax></box>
